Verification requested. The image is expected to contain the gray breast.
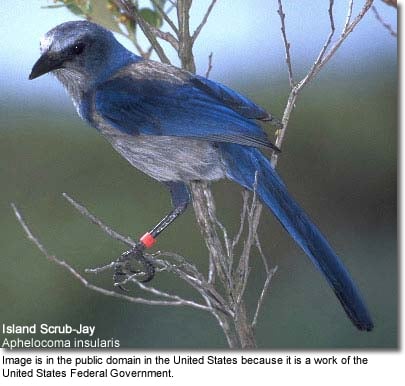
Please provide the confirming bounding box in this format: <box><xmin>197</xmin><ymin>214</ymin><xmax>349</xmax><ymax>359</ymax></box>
<box><xmin>105</xmin><ymin>133</ymin><xmax>226</xmax><ymax>182</ymax></box>
<box><xmin>88</xmin><ymin>92</ymin><xmax>226</xmax><ymax>183</ymax></box>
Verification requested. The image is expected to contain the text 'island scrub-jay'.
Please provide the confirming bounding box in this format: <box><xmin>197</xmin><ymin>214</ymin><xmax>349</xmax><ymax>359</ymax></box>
<box><xmin>29</xmin><ymin>21</ymin><xmax>373</xmax><ymax>331</ymax></box>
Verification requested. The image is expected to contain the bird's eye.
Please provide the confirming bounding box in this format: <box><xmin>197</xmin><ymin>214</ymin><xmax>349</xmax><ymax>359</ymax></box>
<box><xmin>73</xmin><ymin>42</ymin><xmax>85</xmax><ymax>55</ymax></box>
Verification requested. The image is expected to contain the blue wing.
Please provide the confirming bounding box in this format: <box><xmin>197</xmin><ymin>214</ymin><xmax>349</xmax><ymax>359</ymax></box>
<box><xmin>190</xmin><ymin>75</ymin><xmax>278</xmax><ymax>122</ymax></box>
<box><xmin>95</xmin><ymin>60</ymin><xmax>279</xmax><ymax>150</ymax></box>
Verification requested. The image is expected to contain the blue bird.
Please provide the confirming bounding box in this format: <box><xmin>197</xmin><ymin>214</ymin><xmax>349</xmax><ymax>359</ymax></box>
<box><xmin>29</xmin><ymin>21</ymin><xmax>373</xmax><ymax>331</ymax></box>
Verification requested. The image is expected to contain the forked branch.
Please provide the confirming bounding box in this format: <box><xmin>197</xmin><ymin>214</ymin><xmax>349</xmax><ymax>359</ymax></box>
<box><xmin>271</xmin><ymin>0</ymin><xmax>374</xmax><ymax>167</ymax></box>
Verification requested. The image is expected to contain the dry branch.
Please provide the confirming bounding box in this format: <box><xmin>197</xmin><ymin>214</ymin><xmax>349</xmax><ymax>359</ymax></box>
<box><xmin>271</xmin><ymin>0</ymin><xmax>374</xmax><ymax>167</ymax></box>
<box><xmin>372</xmin><ymin>5</ymin><xmax>397</xmax><ymax>37</ymax></box>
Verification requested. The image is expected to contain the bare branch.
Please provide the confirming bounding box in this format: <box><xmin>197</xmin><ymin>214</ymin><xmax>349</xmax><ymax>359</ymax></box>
<box><xmin>255</xmin><ymin>234</ymin><xmax>270</xmax><ymax>274</ymax></box>
<box><xmin>235</xmin><ymin>173</ymin><xmax>263</xmax><ymax>308</ymax></box>
<box><xmin>272</xmin><ymin>0</ymin><xmax>374</xmax><ymax>167</ymax></box>
<box><xmin>206</xmin><ymin>201</ymin><xmax>232</xmax><ymax>263</ymax></box>
<box><xmin>177</xmin><ymin>0</ymin><xmax>196</xmax><ymax>73</ymax></box>
<box><xmin>190</xmin><ymin>182</ymin><xmax>228</xmax><ymax>284</ymax></box>
<box><xmin>277</xmin><ymin>0</ymin><xmax>294</xmax><ymax>87</ymax></box>
<box><xmin>11</xmin><ymin>203</ymin><xmax>51</xmax><ymax>258</ymax></box>
<box><xmin>150</xmin><ymin>28</ymin><xmax>179</xmax><ymax>51</ymax></box>
<box><xmin>312</xmin><ymin>0</ymin><xmax>374</xmax><ymax>79</ymax></box>
<box><xmin>192</xmin><ymin>0</ymin><xmax>217</xmax><ymax>43</ymax></box>
<box><xmin>208</xmin><ymin>250</ymin><xmax>216</xmax><ymax>284</ymax></box>
<box><xmin>153</xmin><ymin>255</ymin><xmax>234</xmax><ymax>317</ymax></box>
<box><xmin>381</xmin><ymin>0</ymin><xmax>397</xmax><ymax>7</ymax></box>
<box><xmin>305</xmin><ymin>0</ymin><xmax>336</xmax><ymax>83</ymax></box>
<box><xmin>205</xmin><ymin>52</ymin><xmax>214</xmax><ymax>78</ymax></box>
<box><xmin>231</xmin><ymin>191</ymin><xmax>249</xmax><ymax>250</ymax></box>
<box><xmin>12</xmin><ymin>199</ymin><xmax>238</xmax><ymax>333</ymax></box>
<box><xmin>85</xmin><ymin>261</ymin><xmax>116</xmax><ymax>274</ymax></box>
<box><xmin>112</xmin><ymin>0</ymin><xmax>172</xmax><ymax>64</ymax></box>
<box><xmin>62</xmin><ymin>192</ymin><xmax>136</xmax><ymax>247</ymax></box>
<box><xmin>11</xmin><ymin>203</ymin><xmax>212</xmax><ymax>311</ymax></box>
<box><xmin>343</xmin><ymin>0</ymin><xmax>354</xmax><ymax>32</ymax></box>
<box><xmin>133</xmin><ymin>39</ymin><xmax>151</xmax><ymax>58</ymax></box>
<box><xmin>63</xmin><ymin>194</ymin><xmax>233</xmax><ymax>316</ymax></box>
<box><xmin>150</xmin><ymin>0</ymin><xmax>179</xmax><ymax>35</ymax></box>
<box><xmin>252</xmin><ymin>266</ymin><xmax>278</xmax><ymax>328</ymax></box>
<box><xmin>62</xmin><ymin>191</ymin><xmax>234</xmax><ymax>318</ymax></box>
<box><xmin>115</xmin><ymin>272</ymin><xmax>210</xmax><ymax>311</ymax></box>
<box><xmin>371</xmin><ymin>5</ymin><xmax>397</xmax><ymax>37</ymax></box>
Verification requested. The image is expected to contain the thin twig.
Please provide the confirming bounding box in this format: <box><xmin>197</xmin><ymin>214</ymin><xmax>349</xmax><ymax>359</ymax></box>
<box><xmin>208</xmin><ymin>205</ymin><xmax>232</xmax><ymax>263</ymax></box>
<box><xmin>151</xmin><ymin>28</ymin><xmax>179</xmax><ymax>50</ymax></box>
<box><xmin>116</xmin><ymin>273</ymin><xmax>209</xmax><ymax>311</ymax></box>
<box><xmin>191</xmin><ymin>0</ymin><xmax>217</xmax><ymax>43</ymax></box>
<box><xmin>235</xmin><ymin>173</ymin><xmax>263</xmax><ymax>310</ymax></box>
<box><xmin>255</xmin><ymin>234</ymin><xmax>270</xmax><ymax>274</ymax></box>
<box><xmin>271</xmin><ymin>0</ymin><xmax>374</xmax><ymax>167</ymax></box>
<box><xmin>252</xmin><ymin>266</ymin><xmax>278</xmax><ymax>328</ymax></box>
<box><xmin>113</xmin><ymin>0</ymin><xmax>172</xmax><ymax>64</ymax></box>
<box><xmin>312</xmin><ymin>0</ymin><xmax>374</xmax><ymax>80</ymax></box>
<box><xmin>11</xmin><ymin>203</ymin><xmax>212</xmax><ymax>311</ymax></box>
<box><xmin>150</xmin><ymin>0</ymin><xmax>179</xmax><ymax>35</ymax></box>
<box><xmin>85</xmin><ymin>261</ymin><xmax>116</xmax><ymax>274</ymax></box>
<box><xmin>304</xmin><ymin>0</ymin><xmax>336</xmax><ymax>83</ymax></box>
<box><xmin>62</xmin><ymin>192</ymin><xmax>135</xmax><ymax>247</ymax></box>
<box><xmin>205</xmin><ymin>52</ymin><xmax>214</xmax><ymax>78</ymax></box>
<box><xmin>208</xmin><ymin>254</ymin><xmax>216</xmax><ymax>284</ymax></box>
<box><xmin>190</xmin><ymin>182</ymin><xmax>227</xmax><ymax>285</ymax></box>
<box><xmin>203</xmin><ymin>187</ymin><xmax>233</xmax><ymax>287</ymax></box>
<box><xmin>277</xmin><ymin>0</ymin><xmax>294</xmax><ymax>87</ymax></box>
<box><xmin>343</xmin><ymin>0</ymin><xmax>354</xmax><ymax>32</ymax></box>
<box><xmin>371</xmin><ymin>5</ymin><xmax>397</xmax><ymax>37</ymax></box>
<box><xmin>232</xmin><ymin>191</ymin><xmax>249</xmax><ymax>249</ymax></box>
<box><xmin>154</xmin><ymin>256</ymin><xmax>234</xmax><ymax>316</ymax></box>
<box><xmin>133</xmin><ymin>39</ymin><xmax>150</xmax><ymax>58</ymax></box>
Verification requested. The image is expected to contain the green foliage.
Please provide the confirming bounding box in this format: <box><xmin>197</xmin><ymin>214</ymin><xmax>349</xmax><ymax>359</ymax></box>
<box><xmin>43</xmin><ymin>0</ymin><xmax>92</xmax><ymax>16</ymax></box>
<box><xmin>43</xmin><ymin>0</ymin><xmax>166</xmax><ymax>41</ymax></box>
<box><xmin>139</xmin><ymin>7</ymin><xmax>163</xmax><ymax>28</ymax></box>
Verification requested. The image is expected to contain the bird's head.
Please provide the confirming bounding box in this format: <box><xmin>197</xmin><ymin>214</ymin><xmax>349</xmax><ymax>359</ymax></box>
<box><xmin>29</xmin><ymin>20</ymin><xmax>133</xmax><ymax>83</ymax></box>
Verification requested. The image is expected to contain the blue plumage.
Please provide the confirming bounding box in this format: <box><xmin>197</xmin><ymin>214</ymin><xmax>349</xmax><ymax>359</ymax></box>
<box><xmin>220</xmin><ymin>143</ymin><xmax>373</xmax><ymax>330</ymax></box>
<box><xmin>29</xmin><ymin>20</ymin><xmax>373</xmax><ymax>331</ymax></box>
<box><xmin>95</xmin><ymin>66</ymin><xmax>276</xmax><ymax>149</ymax></box>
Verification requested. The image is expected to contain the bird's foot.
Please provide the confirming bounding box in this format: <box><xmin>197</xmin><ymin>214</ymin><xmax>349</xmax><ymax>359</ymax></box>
<box><xmin>113</xmin><ymin>243</ymin><xmax>155</xmax><ymax>290</ymax></box>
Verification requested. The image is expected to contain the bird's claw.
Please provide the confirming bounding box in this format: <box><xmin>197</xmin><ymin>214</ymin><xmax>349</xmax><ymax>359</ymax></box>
<box><xmin>113</xmin><ymin>243</ymin><xmax>155</xmax><ymax>289</ymax></box>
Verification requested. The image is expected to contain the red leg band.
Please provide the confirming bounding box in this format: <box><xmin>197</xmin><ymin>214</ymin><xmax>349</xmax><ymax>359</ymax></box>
<box><xmin>140</xmin><ymin>232</ymin><xmax>156</xmax><ymax>249</ymax></box>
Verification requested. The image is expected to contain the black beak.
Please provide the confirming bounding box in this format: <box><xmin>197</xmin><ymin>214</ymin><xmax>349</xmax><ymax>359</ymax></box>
<box><xmin>29</xmin><ymin>52</ymin><xmax>64</xmax><ymax>80</ymax></box>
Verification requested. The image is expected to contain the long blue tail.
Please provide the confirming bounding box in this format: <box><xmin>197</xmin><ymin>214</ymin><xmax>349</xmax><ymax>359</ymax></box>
<box><xmin>220</xmin><ymin>143</ymin><xmax>373</xmax><ymax>331</ymax></box>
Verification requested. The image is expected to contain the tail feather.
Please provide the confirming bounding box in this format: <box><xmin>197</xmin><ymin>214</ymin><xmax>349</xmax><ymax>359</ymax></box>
<box><xmin>220</xmin><ymin>143</ymin><xmax>373</xmax><ymax>331</ymax></box>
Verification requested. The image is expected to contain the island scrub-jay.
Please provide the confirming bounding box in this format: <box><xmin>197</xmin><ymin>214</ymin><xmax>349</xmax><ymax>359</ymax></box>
<box><xmin>29</xmin><ymin>21</ymin><xmax>373</xmax><ymax>331</ymax></box>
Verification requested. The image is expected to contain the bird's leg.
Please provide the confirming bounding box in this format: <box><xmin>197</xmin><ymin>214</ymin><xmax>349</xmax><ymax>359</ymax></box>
<box><xmin>114</xmin><ymin>182</ymin><xmax>191</xmax><ymax>288</ymax></box>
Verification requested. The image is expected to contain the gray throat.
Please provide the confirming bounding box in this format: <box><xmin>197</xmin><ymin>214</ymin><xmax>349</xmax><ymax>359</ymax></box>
<box><xmin>53</xmin><ymin>69</ymin><xmax>89</xmax><ymax>116</ymax></box>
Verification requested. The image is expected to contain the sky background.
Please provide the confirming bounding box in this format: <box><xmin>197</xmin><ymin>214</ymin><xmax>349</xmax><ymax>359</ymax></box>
<box><xmin>0</xmin><ymin>0</ymin><xmax>397</xmax><ymax>104</ymax></box>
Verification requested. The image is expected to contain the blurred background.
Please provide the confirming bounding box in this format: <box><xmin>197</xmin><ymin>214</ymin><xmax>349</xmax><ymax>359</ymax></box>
<box><xmin>0</xmin><ymin>1</ymin><xmax>397</xmax><ymax>348</ymax></box>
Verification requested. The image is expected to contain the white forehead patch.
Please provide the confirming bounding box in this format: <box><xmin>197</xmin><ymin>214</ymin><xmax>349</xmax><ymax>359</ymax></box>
<box><xmin>40</xmin><ymin>34</ymin><xmax>53</xmax><ymax>53</ymax></box>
